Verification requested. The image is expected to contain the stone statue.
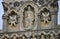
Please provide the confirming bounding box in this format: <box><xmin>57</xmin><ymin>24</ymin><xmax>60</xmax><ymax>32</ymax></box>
<box><xmin>9</xmin><ymin>14</ymin><xmax>18</xmax><ymax>26</ymax></box>
<box><xmin>22</xmin><ymin>35</ymin><xmax>26</xmax><ymax>39</ymax></box>
<box><xmin>42</xmin><ymin>12</ymin><xmax>50</xmax><ymax>23</ymax></box>
<box><xmin>31</xmin><ymin>35</ymin><xmax>37</xmax><ymax>39</ymax></box>
<box><xmin>41</xmin><ymin>35</ymin><xmax>45</xmax><ymax>39</ymax></box>
<box><xmin>24</xmin><ymin>5</ymin><xmax>35</xmax><ymax>29</ymax></box>
<box><xmin>22</xmin><ymin>36</ymin><xmax>26</xmax><ymax>39</ymax></box>
<box><xmin>50</xmin><ymin>34</ymin><xmax>55</xmax><ymax>39</ymax></box>
<box><xmin>11</xmin><ymin>35</ymin><xmax>18</xmax><ymax>39</ymax></box>
<box><xmin>40</xmin><ymin>33</ymin><xmax>46</xmax><ymax>39</ymax></box>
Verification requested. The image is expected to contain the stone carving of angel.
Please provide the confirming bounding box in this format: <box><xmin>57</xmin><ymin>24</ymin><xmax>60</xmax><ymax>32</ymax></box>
<box><xmin>42</xmin><ymin>12</ymin><xmax>50</xmax><ymax>23</ymax></box>
<box><xmin>9</xmin><ymin>14</ymin><xmax>18</xmax><ymax>26</ymax></box>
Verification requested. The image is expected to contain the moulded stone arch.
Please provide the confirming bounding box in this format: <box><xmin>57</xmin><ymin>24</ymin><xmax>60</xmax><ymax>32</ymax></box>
<box><xmin>39</xmin><ymin>31</ymin><xmax>46</xmax><ymax>35</ymax></box>
<box><xmin>49</xmin><ymin>31</ymin><xmax>56</xmax><ymax>35</ymax></box>
<box><xmin>11</xmin><ymin>33</ymin><xmax>19</xmax><ymax>39</ymax></box>
<box><xmin>48</xmin><ymin>31</ymin><xmax>56</xmax><ymax>39</ymax></box>
<box><xmin>11</xmin><ymin>33</ymin><xmax>19</xmax><ymax>37</ymax></box>
<box><xmin>19</xmin><ymin>1</ymin><xmax>38</xmax><ymax>14</ymax></box>
<box><xmin>7</xmin><ymin>9</ymin><xmax>19</xmax><ymax>16</ymax></box>
<box><xmin>39</xmin><ymin>6</ymin><xmax>50</xmax><ymax>14</ymax></box>
<box><xmin>19</xmin><ymin>1</ymin><xmax>39</xmax><ymax>30</ymax></box>
<box><xmin>1</xmin><ymin>34</ymin><xmax>9</xmax><ymax>39</ymax></box>
<box><xmin>39</xmin><ymin>31</ymin><xmax>46</xmax><ymax>39</ymax></box>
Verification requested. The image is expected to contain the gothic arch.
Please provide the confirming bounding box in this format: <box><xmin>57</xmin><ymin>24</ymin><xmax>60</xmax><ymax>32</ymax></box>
<box><xmin>1</xmin><ymin>34</ymin><xmax>9</xmax><ymax>39</ymax></box>
<box><xmin>11</xmin><ymin>33</ymin><xmax>19</xmax><ymax>39</ymax></box>
<box><xmin>8</xmin><ymin>9</ymin><xmax>19</xmax><ymax>16</ymax></box>
<box><xmin>19</xmin><ymin>1</ymin><xmax>38</xmax><ymax>30</ymax></box>
<box><xmin>11</xmin><ymin>33</ymin><xmax>19</xmax><ymax>37</ymax></box>
<box><xmin>7</xmin><ymin>9</ymin><xmax>19</xmax><ymax>30</ymax></box>
<box><xmin>49</xmin><ymin>31</ymin><xmax>56</xmax><ymax>39</ymax></box>
<box><xmin>39</xmin><ymin>6</ymin><xmax>52</xmax><ymax>29</ymax></box>
<box><xmin>39</xmin><ymin>31</ymin><xmax>46</xmax><ymax>39</ymax></box>
<box><xmin>19</xmin><ymin>1</ymin><xmax>38</xmax><ymax>14</ymax></box>
<box><xmin>39</xmin><ymin>6</ymin><xmax>50</xmax><ymax>13</ymax></box>
<box><xmin>49</xmin><ymin>31</ymin><xmax>56</xmax><ymax>35</ymax></box>
<box><xmin>40</xmin><ymin>31</ymin><xmax>46</xmax><ymax>35</ymax></box>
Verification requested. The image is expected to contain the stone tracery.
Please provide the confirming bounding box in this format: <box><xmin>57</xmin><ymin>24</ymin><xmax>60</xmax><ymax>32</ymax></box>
<box><xmin>8</xmin><ymin>11</ymin><xmax>18</xmax><ymax>27</ymax></box>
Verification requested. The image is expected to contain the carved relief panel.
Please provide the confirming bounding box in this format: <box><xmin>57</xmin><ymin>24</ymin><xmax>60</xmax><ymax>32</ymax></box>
<box><xmin>39</xmin><ymin>7</ymin><xmax>51</xmax><ymax>28</ymax></box>
<box><xmin>7</xmin><ymin>11</ymin><xmax>19</xmax><ymax>31</ymax></box>
<box><xmin>2</xmin><ymin>0</ymin><xmax>58</xmax><ymax>31</ymax></box>
<box><xmin>20</xmin><ymin>1</ymin><xmax>38</xmax><ymax>30</ymax></box>
<box><xmin>8</xmin><ymin>11</ymin><xmax>18</xmax><ymax>26</ymax></box>
<box><xmin>23</xmin><ymin>5</ymin><xmax>35</xmax><ymax>30</ymax></box>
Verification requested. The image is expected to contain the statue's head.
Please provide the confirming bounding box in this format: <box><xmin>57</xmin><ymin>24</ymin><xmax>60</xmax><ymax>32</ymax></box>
<box><xmin>27</xmin><ymin>6</ymin><xmax>31</xmax><ymax>11</ymax></box>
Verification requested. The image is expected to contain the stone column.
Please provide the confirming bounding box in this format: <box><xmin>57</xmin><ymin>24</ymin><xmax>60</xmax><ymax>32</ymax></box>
<box><xmin>2</xmin><ymin>14</ymin><xmax>8</xmax><ymax>32</ymax></box>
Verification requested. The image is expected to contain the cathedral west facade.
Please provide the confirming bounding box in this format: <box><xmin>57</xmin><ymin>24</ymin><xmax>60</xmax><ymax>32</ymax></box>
<box><xmin>0</xmin><ymin>0</ymin><xmax>60</xmax><ymax>39</ymax></box>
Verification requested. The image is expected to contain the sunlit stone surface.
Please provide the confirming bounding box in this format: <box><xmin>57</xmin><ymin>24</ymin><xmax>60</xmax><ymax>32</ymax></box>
<box><xmin>0</xmin><ymin>0</ymin><xmax>60</xmax><ymax>39</ymax></box>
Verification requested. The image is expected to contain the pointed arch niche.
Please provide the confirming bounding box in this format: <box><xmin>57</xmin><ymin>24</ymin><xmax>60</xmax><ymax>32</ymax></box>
<box><xmin>19</xmin><ymin>1</ymin><xmax>38</xmax><ymax>30</ymax></box>
<box><xmin>7</xmin><ymin>10</ymin><xmax>20</xmax><ymax>31</ymax></box>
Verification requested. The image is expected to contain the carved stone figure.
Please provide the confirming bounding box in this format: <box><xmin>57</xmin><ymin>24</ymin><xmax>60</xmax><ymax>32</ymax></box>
<box><xmin>11</xmin><ymin>35</ymin><xmax>18</xmax><ymax>39</ymax></box>
<box><xmin>8</xmin><ymin>11</ymin><xmax>18</xmax><ymax>26</ymax></box>
<box><xmin>42</xmin><ymin>12</ymin><xmax>50</xmax><ymax>23</ymax></box>
<box><xmin>22</xmin><ymin>35</ymin><xmax>27</xmax><ymax>39</ymax></box>
<box><xmin>40</xmin><ymin>33</ymin><xmax>46</xmax><ymax>39</ymax></box>
<box><xmin>31</xmin><ymin>35</ymin><xmax>37</xmax><ymax>39</ymax></box>
<box><xmin>41</xmin><ymin>8</ymin><xmax>51</xmax><ymax>24</ymax></box>
<box><xmin>41</xmin><ymin>35</ymin><xmax>45</xmax><ymax>39</ymax></box>
<box><xmin>23</xmin><ymin>5</ymin><xmax>35</xmax><ymax>29</ymax></box>
<box><xmin>50</xmin><ymin>33</ymin><xmax>55</xmax><ymax>39</ymax></box>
